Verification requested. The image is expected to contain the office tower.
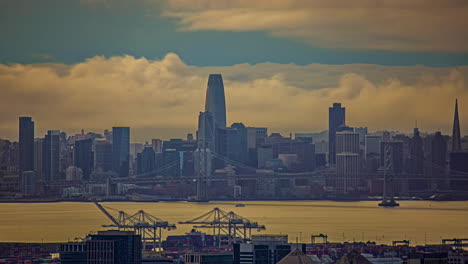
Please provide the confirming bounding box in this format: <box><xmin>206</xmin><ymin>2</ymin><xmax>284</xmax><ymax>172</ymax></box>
<box><xmin>452</xmin><ymin>99</ymin><xmax>461</xmax><ymax>151</ymax></box>
<box><xmin>112</xmin><ymin>127</ymin><xmax>130</xmax><ymax>177</ymax></box>
<box><xmin>94</xmin><ymin>140</ymin><xmax>112</xmax><ymax>172</ymax></box>
<box><xmin>354</xmin><ymin>127</ymin><xmax>368</xmax><ymax>145</ymax></box>
<box><xmin>19</xmin><ymin>117</ymin><xmax>34</xmax><ymax>173</ymax></box>
<box><xmin>136</xmin><ymin>144</ymin><xmax>156</xmax><ymax>175</ymax></box>
<box><xmin>365</xmin><ymin>135</ymin><xmax>381</xmax><ymax>157</ymax></box>
<box><xmin>229</xmin><ymin>123</ymin><xmax>248</xmax><ymax>165</ymax></box>
<box><xmin>328</xmin><ymin>103</ymin><xmax>346</xmax><ymax>165</ymax></box>
<box><xmin>409</xmin><ymin>128</ymin><xmax>424</xmax><ymax>175</ymax></box>
<box><xmin>205</xmin><ymin>74</ymin><xmax>227</xmax><ymax>129</ymax></box>
<box><xmin>33</xmin><ymin>138</ymin><xmax>43</xmax><ymax>177</ymax></box>
<box><xmin>74</xmin><ymin>138</ymin><xmax>93</xmax><ymax>180</ymax></box>
<box><xmin>431</xmin><ymin>132</ymin><xmax>447</xmax><ymax>189</ymax></box>
<box><xmin>257</xmin><ymin>145</ymin><xmax>273</xmax><ymax>169</ymax></box>
<box><xmin>335</xmin><ymin>132</ymin><xmax>360</xmax><ymax>192</ymax></box>
<box><xmin>43</xmin><ymin>130</ymin><xmax>61</xmax><ymax>181</ymax></box>
<box><xmin>151</xmin><ymin>139</ymin><xmax>162</xmax><ymax>153</ymax></box>
<box><xmin>336</xmin><ymin>131</ymin><xmax>360</xmax><ymax>154</ymax></box>
<box><xmin>162</xmin><ymin>149</ymin><xmax>179</xmax><ymax>177</ymax></box>
<box><xmin>291</xmin><ymin>141</ymin><xmax>316</xmax><ymax>172</ymax></box>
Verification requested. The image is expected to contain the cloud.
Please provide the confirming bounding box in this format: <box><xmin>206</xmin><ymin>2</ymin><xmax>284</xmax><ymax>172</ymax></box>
<box><xmin>162</xmin><ymin>0</ymin><xmax>468</xmax><ymax>52</ymax></box>
<box><xmin>0</xmin><ymin>53</ymin><xmax>466</xmax><ymax>142</ymax></box>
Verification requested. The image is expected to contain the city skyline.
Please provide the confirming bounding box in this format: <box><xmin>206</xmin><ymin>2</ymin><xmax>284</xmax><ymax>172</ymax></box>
<box><xmin>1</xmin><ymin>56</ymin><xmax>466</xmax><ymax>142</ymax></box>
<box><xmin>1</xmin><ymin>1</ymin><xmax>468</xmax><ymax>142</ymax></box>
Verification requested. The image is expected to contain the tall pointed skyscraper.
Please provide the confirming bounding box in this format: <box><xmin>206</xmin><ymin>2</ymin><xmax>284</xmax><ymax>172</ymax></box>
<box><xmin>452</xmin><ymin>99</ymin><xmax>461</xmax><ymax>152</ymax></box>
<box><xmin>205</xmin><ymin>74</ymin><xmax>227</xmax><ymax>129</ymax></box>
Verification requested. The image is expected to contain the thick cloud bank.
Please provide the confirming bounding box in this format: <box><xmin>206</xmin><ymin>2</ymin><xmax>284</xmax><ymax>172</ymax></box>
<box><xmin>164</xmin><ymin>0</ymin><xmax>468</xmax><ymax>52</ymax></box>
<box><xmin>0</xmin><ymin>53</ymin><xmax>466</xmax><ymax>141</ymax></box>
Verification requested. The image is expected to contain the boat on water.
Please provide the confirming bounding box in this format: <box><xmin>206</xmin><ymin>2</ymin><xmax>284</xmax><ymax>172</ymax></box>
<box><xmin>235</xmin><ymin>203</ymin><xmax>246</xmax><ymax>207</ymax></box>
<box><xmin>378</xmin><ymin>199</ymin><xmax>400</xmax><ymax>207</ymax></box>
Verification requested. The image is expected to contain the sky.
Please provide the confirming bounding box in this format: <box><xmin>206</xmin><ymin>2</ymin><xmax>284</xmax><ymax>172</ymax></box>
<box><xmin>1</xmin><ymin>0</ymin><xmax>467</xmax><ymax>142</ymax></box>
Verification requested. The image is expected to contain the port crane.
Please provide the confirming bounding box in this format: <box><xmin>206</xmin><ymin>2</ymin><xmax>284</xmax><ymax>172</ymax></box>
<box><xmin>93</xmin><ymin>201</ymin><xmax>176</xmax><ymax>251</ymax></box>
<box><xmin>179</xmin><ymin>207</ymin><xmax>266</xmax><ymax>244</ymax></box>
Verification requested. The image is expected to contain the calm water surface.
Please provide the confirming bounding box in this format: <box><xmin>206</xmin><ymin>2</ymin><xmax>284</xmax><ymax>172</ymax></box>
<box><xmin>0</xmin><ymin>201</ymin><xmax>467</xmax><ymax>244</ymax></box>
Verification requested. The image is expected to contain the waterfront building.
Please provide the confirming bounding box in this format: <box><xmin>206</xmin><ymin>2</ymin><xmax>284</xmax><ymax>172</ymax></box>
<box><xmin>43</xmin><ymin>130</ymin><xmax>61</xmax><ymax>181</ymax></box>
<box><xmin>19</xmin><ymin>117</ymin><xmax>34</xmax><ymax>173</ymax></box>
<box><xmin>112</xmin><ymin>127</ymin><xmax>130</xmax><ymax>177</ymax></box>
<box><xmin>65</xmin><ymin>166</ymin><xmax>83</xmax><ymax>181</ymax></box>
<box><xmin>329</xmin><ymin>103</ymin><xmax>346</xmax><ymax>165</ymax></box>
<box><xmin>20</xmin><ymin>170</ymin><xmax>37</xmax><ymax>196</ymax></box>
<box><xmin>74</xmin><ymin>138</ymin><xmax>93</xmax><ymax>180</ymax></box>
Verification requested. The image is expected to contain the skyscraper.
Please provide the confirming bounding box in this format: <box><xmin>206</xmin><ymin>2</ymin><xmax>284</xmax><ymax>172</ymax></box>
<box><xmin>74</xmin><ymin>138</ymin><xmax>94</xmax><ymax>180</ymax></box>
<box><xmin>19</xmin><ymin>117</ymin><xmax>34</xmax><ymax>173</ymax></box>
<box><xmin>431</xmin><ymin>132</ymin><xmax>447</xmax><ymax>189</ymax></box>
<box><xmin>452</xmin><ymin>99</ymin><xmax>461</xmax><ymax>152</ymax></box>
<box><xmin>205</xmin><ymin>74</ymin><xmax>227</xmax><ymax>129</ymax></box>
<box><xmin>94</xmin><ymin>140</ymin><xmax>112</xmax><ymax>172</ymax></box>
<box><xmin>328</xmin><ymin>103</ymin><xmax>346</xmax><ymax>165</ymax></box>
<box><xmin>136</xmin><ymin>143</ymin><xmax>156</xmax><ymax>175</ymax></box>
<box><xmin>112</xmin><ymin>127</ymin><xmax>130</xmax><ymax>177</ymax></box>
<box><xmin>335</xmin><ymin>131</ymin><xmax>360</xmax><ymax>192</ymax></box>
<box><xmin>409</xmin><ymin>128</ymin><xmax>424</xmax><ymax>175</ymax></box>
<box><xmin>43</xmin><ymin>130</ymin><xmax>61</xmax><ymax>181</ymax></box>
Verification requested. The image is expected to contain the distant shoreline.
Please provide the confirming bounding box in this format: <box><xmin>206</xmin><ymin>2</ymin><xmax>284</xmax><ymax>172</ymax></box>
<box><xmin>0</xmin><ymin>197</ymin><xmax>466</xmax><ymax>203</ymax></box>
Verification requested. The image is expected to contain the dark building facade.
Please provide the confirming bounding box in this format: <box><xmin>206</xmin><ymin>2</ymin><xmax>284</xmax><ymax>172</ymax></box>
<box><xmin>452</xmin><ymin>99</ymin><xmax>461</xmax><ymax>152</ymax></box>
<box><xmin>74</xmin><ymin>138</ymin><xmax>94</xmax><ymax>180</ymax></box>
<box><xmin>60</xmin><ymin>231</ymin><xmax>142</xmax><ymax>264</ymax></box>
<box><xmin>19</xmin><ymin>117</ymin><xmax>34</xmax><ymax>173</ymax></box>
<box><xmin>431</xmin><ymin>132</ymin><xmax>447</xmax><ymax>189</ymax></box>
<box><xmin>95</xmin><ymin>140</ymin><xmax>113</xmax><ymax>172</ymax></box>
<box><xmin>409</xmin><ymin>128</ymin><xmax>424</xmax><ymax>175</ymax></box>
<box><xmin>329</xmin><ymin>103</ymin><xmax>346</xmax><ymax>165</ymax></box>
<box><xmin>137</xmin><ymin>144</ymin><xmax>156</xmax><ymax>175</ymax></box>
<box><xmin>112</xmin><ymin>127</ymin><xmax>130</xmax><ymax>177</ymax></box>
<box><xmin>43</xmin><ymin>130</ymin><xmax>61</xmax><ymax>181</ymax></box>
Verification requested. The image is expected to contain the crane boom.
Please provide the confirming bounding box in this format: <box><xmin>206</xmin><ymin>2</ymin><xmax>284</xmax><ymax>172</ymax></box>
<box><xmin>92</xmin><ymin>200</ymin><xmax>121</xmax><ymax>227</ymax></box>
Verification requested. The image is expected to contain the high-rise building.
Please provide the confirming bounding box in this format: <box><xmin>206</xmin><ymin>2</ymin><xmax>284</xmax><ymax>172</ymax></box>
<box><xmin>137</xmin><ymin>143</ymin><xmax>156</xmax><ymax>175</ymax></box>
<box><xmin>112</xmin><ymin>127</ymin><xmax>130</xmax><ymax>177</ymax></box>
<box><xmin>335</xmin><ymin>131</ymin><xmax>360</xmax><ymax>192</ymax></box>
<box><xmin>33</xmin><ymin>138</ymin><xmax>43</xmax><ymax>177</ymax></box>
<box><xmin>257</xmin><ymin>145</ymin><xmax>273</xmax><ymax>169</ymax></box>
<box><xmin>365</xmin><ymin>135</ymin><xmax>381</xmax><ymax>157</ymax></box>
<box><xmin>43</xmin><ymin>130</ymin><xmax>61</xmax><ymax>181</ymax></box>
<box><xmin>151</xmin><ymin>139</ymin><xmax>162</xmax><ymax>153</ymax></box>
<box><xmin>431</xmin><ymin>132</ymin><xmax>447</xmax><ymax>189</ymax></box>
<box><xmin>336</xmin><ymin>131</ymin><xmax>360</xmax><ymax>154</ymax></box>
<box><xmin>74</xmin><ymin>138</ymin><xmax>93</xmax><ymax>180</ymax></box>
<box><xmin>328</xmin><ymin>103</ymin><xmax>346</xmax><ymax>165</ymax></box>
<box><xmin>409</xmin><ymin>128</ymin><xmax>424</xmax><ymax>175</ymax></box>
<box><xmin>354</xmin><ymin>127</ymin><xmax>368</xmax><ymax>146</ymax></box>
<box><xmin>94</xmin><ymin>140</ymin><xmax>112</xmax><ymax>172</ymax></box>
<box><xmin>452</xmin><ymin>99</ymin><xmax>461</xmax><ymax>152</ymax></box>
<box><xmin>205</xmin><ymin>74</ymin><xmax>227</xmax><ymax>129</ymax></box>
<box><xmin>19</xmin><ymin>117</ymin><xmax>34</xmax><ymax>173</ymax></box>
